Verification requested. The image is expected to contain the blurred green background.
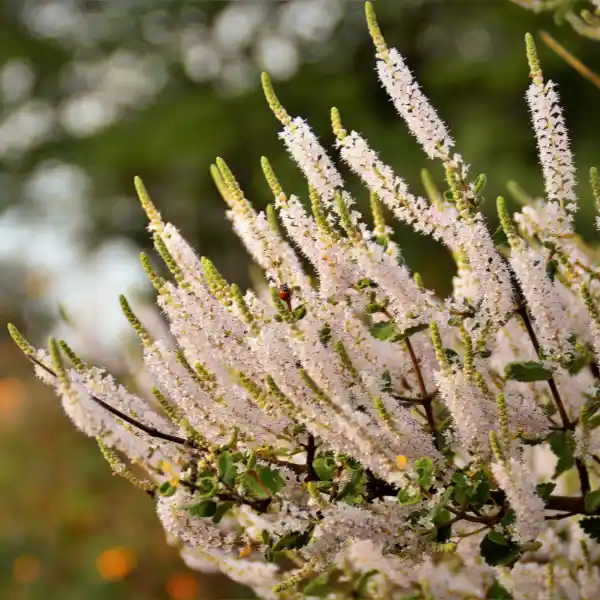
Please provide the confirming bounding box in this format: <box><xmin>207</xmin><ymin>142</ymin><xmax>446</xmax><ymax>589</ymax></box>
<box><xmin>0</xmin><ymin>0</ymin><xmax>598</xmax><ymax>598</ymax></box>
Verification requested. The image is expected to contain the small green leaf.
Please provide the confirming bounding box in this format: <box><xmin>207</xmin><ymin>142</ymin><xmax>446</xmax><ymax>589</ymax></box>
<box><xmin>195</xmin><ymin>475</ymin><xmax>218</xmax><ymax>498</ymax></box>
<box><xmin>365</xmin><ymin>303</ymin><xmax>383</xmax><ymax>314</ymax></box>
<box><xmin>585</xmin><ymin>490</ymin><xmax>600</xmax><ymax>514</ymax></box>
<box><xmin>272</xmin><ymin>525</ymin><xmax>314</xmax><ymax>553</ymax></box>
<box><xmin>397</xmin><ymin>488</ymin><xmax>422</xmax><ymax>506</ymax></box>
<box><xmin>355</xmin><ymin>278</ymin><xmax>376</xmax><ymax>290</ymax></box>
<box><xmin>313</xmin><ymin>456</ymin><xmax>336</xmax><ymax>481</ymax></box>
<box><xmin>487</xmin><ymin>531</ymin><xmax>509</xmax><ymax>546</ymax></box>
<box><xmin>302</xmin><ymin>570</ymin><xmax>333</xmax><ymax>597</ymax></box>
<box><xmin>545</xmin><ymin>259</ymin><xmax>558</xmax><ymax>283</ymax></box>
<box><xmin>451</xmin><ymin>472</ymin><xmax>469</xmax><ymax>505</ymax></box>
<box><xmin>183</xmin><ymin>499</ymin><xmax>217</xmax><ymax>518</ymax></box>
<box><xmin>292</xmin><ymin>305</ymin><xmax>307</xmax><ymax>320</ymax></box>
<box><xmin>500</xmin><ymin>508</ymin><xmax>516</xmax><ymax>528</ymax></box>
<box><xmin>380</xmin><ymin>370</ymin><xmax>393</xmax><ymax>394</ymax></box>
<box><xmin>580</xmin><ymin>516</ymin><xmax>600</xmax><ymax>543</ymax></box>
<box><xmin>319</xmin><ymin>324</ymin><xmax>332</xmax><ymax>347</ymax></box>
<box><xmin>535</xmin><ymin>482</ymin><xmax>556</xmax><ymax>503</ymax></box>
<box><xmin>548</xmin><ymin>430</ymin><xmax>575</xmax><ymax>478</ymax></box>
<box><xmin>217</xmin><ymin>451</ymin><xmax>237</xmax><ymax>487</ymax></box>
<box><xmin>479</xmin><ymin>533</ymin><xmax>521</xmax><ymax>567</ymax></box>
<box><xmin>158</xmin><ymin>481</ymin><xmax>177</xmax><ymax>497</ymax></box>
<box><xmin>504</xmin><ymin>361</ymin><xmax>552</xmax><ymax>382</ymax></box>
<box><xmin>414</xmin><ymin>457</ymin><xmax>435</xmax><ymax>490</ymax></box>
<box><xmin>444</xmin><ymin>348</ymin><xmax>460</xmax><ymax>365</ymax></box>
<box><xmin>369</xmin><ymin>321</ymin><xmax>398</xmax><ymax>341</ymax></box>
<box><xmin>485</xmin><ymin>581</ymin><xmax>513</xmax><ymax>599</ymax></box>
<box><xmin>354</xmin><ymin>569</ymin><xmax>379</xmax><ymax>595</ymax></box>
<box><xmin>336</xmin><ymin>467</ymin><xmax>365</xmax><ymax>504</ymax></box>
<box><xmin>240</xmin><ymin>472</ymin><xmax>270</xmax><ymax>499</ymax></box>
<box><xmin>212</xmin><ymin>501</ymin><xmax>234</xmax><ymax>524</ymax></box>
<box><xmin>392</xmin><ymin>323</ymin><xmax>429</xmax><ymax>342</ymax></box>
<box><xmin>563</xmin><ymin>351</ymin><xmax>589</xmax><ymax>376</ymax></box>
<box><xmin>257</xmin><ymin>466</ymin><xmax>285</xmax><ymax>495</ymax></box>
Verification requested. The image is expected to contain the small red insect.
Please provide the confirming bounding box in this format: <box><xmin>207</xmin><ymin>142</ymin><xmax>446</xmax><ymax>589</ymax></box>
<box><xmin>278</xmin><ymin>284</ymin><xmax>292</xmax><ymax>311</ymax></box>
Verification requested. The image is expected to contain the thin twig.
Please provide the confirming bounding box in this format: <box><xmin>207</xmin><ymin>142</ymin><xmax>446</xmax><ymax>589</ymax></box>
<box><xmin>404</xmin><ymin>337</ymin><xmax>440</xmax><ymax>450</ymax></box>
<box><xmin>539</xmin><ymin>30</ymin><xmax>600</xmax><ymax>91</ymax></box>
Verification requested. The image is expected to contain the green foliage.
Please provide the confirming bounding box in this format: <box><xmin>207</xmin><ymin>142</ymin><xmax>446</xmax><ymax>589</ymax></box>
<box><xmin>157</xmin><ymin>481</ymin><xmax>177</xmax><ymax>497</ymax></box>
<box><xmin>257</xmin><ymin>466</ymin><xmax>285</xmax><ymax>496</ymax></box>
<box><xmin>548</xmin><ymin>430</ymin><xmax>576</xmax><ymax>478</ymax></box>
<box><xmin>183</xmin><ymin>499</ymin><xmax>218</xmax><ymax>518</ymax></box>
<box><xmin>584</xmin><ymin>490</ymin><xmax>600</xmax><ymax>513</ymax></box>
<box><xmin>479</xmin><ymin>532</ymin><xmax>521</xmax><ymax>567</ymax></box>
<box><xmin>414</xmin><ymin>457</ymin><xmax>435</xmax><ymax>490</ymax></box>
<box><xmin>397</xmin><ymin>488</ymin><xmax>422</xmax><ymax>506</ymax></box>
<box><xmin>336</xmin><ymin>464</ymin><xmax>366</xmax><ymax>504</ymax></box>
<box><xmin>313</xmin><ymin>456</ymin><xmax>337</xmax><ymax>481</ymax></box>
<box><xmin>369</xmin><ymin>321</ymin><xmax>429</xmax><ymax>342</ymax></box>
<box><xmin>217</xmin><ymin>451</ymin><xmax>238</xmax><ymax>487</ymax></box>
<box><xmin>504</xmin><ymin>361</ymin><xmax>553</xmax><ymax>382</ymax></box>
<box><xmin>535</xmin><ymin>482</ymin><xmax>556</xmax><ymax>503</ymax></box>
<box><xmin>369</xmin><ymin>321</ymin><xmax>398</xmax><ymax>341</ymax></box>
<box><xmin>485</xmin><ymin>581</ymin><xmax>513</xmax><ymax>599</ymax></box>
<box><xmin>579</xmin><ymin>516</ymin><xmax>600</xmax><ymax>543</ymax></box>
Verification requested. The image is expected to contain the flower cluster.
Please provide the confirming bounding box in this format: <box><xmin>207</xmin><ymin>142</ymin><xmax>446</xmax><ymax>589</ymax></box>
<box><xmin>10</xmin><ymin>3</ymin><xmax>600</xmax><ymax>598</ymax></box>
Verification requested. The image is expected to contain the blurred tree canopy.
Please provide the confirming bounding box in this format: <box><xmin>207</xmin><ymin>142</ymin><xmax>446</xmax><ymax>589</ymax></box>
<box><xmin>1</xmin><ymin>0</ymin><xmax>598</xmax><ymax>323</ymax></box>
<box><xmin>0</xmin><ymin>1</ymin><xmax>599</xmax><ymax>598</ymax></box>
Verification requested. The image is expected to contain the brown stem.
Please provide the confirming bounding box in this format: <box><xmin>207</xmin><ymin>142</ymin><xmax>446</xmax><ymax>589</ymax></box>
<box><xmin>515</xmin><ymin>306</ymin><xmax>572</xmax><ymax>429</ymax></box>
<box><xmin>404</xmin><ymin>337</ymin><xmax>440</xmax><ymax>450</ymax></box>
<box><xmin>304</xmin><ymin>434</ymin><xmax>318</xmax><ymax>482</ymax></box>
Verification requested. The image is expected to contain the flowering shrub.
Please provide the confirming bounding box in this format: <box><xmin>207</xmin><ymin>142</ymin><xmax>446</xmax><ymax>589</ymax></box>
<box><xmin>510</xmin><ymin>0</ymin><xmax>600</xmax><ymax>41</ymax></box>
<box><xmin>9</xmin><ymin>3</ymin><xmax>600</xmax><ymax>598</ymax></box>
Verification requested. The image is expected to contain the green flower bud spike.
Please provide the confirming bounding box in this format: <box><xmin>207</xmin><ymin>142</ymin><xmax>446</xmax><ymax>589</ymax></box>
<box><xmin>590</xmin><ymin>167</ymin><xmax>600</xmax><ymax>213</ymax></box>
<box><xmin>331</xmin><ymin>107</ymin><xmax>347</xmax><ymax>141</ymax></box>
<box><xmin>210</xmin><ymin>163</ymin><xmax>235</xmax><ymax>209</ymax></box>
<box><xmin>48</xmin><ymin>336</ymin><xmax>78</xmax><ymax>406</ymax></box>
<box><xmin>261</xmin><ymin>72</ymin><xmax>292</xmax><ymax>127</ymax></box>
<box><xmin>58</xmin><ymin>340</ymin><xmax>86</xmax><ymax>373</ymax></box>
<box><xmin>506</xmin><ymin>180</ymin><xmax>533</xmax><ymax>206</ymax></box>
<box><xmin>309</xmin><ymin>186</ymin><xmax>336</xmax><ymax>238</ymax></box>
<box><xmin>231</xmin><ymin>284</ymin><xmax>259</xmax><ymax>336</ymax></box>
<box><xmin>365</xmin><ymin>1</ymin><xmax>389</xmax><ymax>60</ymax></box>
<box><xmin>97</xmin><ymin>438</ymin><xmax>156</xmax><ymax>495</ymax></box>
<box><xmin>273</xmin><ymin>562</ymin><xmax>315</xmax><ymax>593</ymax></box>
<box><xmin>152</xmin><ymin>387</ymin><xmax>181</xmax><ymax>427</ymax></box>
<box><xmin>496</xmin><ymin>393</ymin><xmax>511</xmax><ymax>451</ymax></box>
<box><xmin>370</xmin><ymin>192</ymin><xmax>388</xmax><ymax>239</ymax></box>
<box><xmin>7</xmin><ymin>323</ymin><xmax>36</xmax><ymax>358</ymax></box>
<box><xmin>335</xmin><ymin>191</ymin><xmax>361</xmax><ymax>244</ymax></box>
<box><xmin>119</xmin><ymin>294</ymin><xmax>151</xmax><ymax>347</ymax></box>
<box><xmin>134</xmin><ymin>176</ymin><xmax>162</xmax><ymax>231</ymax></box>
<box><xmin>420</xmin><ymin>168</ymin><xmax>443</xmax><ymax>207</ymax></box>
<box><xmin>265</xmin><ymin>204</ymin><xmax>281</xmax><ymax>236</ymax></box>
<box><xmin>140</xmin><ymin>252</ymin><xmax>166</xmax><ymax>293</ymax></box>
<box><xmin>261</xmin><ymin>157</ymin><xmax>287</xmax><ymax>206</ymax></box>
<box><xmin>497</xmin><ymin>196</ymin><xmax>520</xmax><ymax>249</ymax></box>
<box><xmin>525</xmin><ymin>32</ymin><xmax>543</xmax><ymax>83</ymax></box>
<box><xmin>430</xmin><ymin>321</ymin><xmax>450</xmax><ymax>375</ymax></box>
<box><xmin>201</xmin><ymin>257</ymin><xmax>233</xmax><ymax>307</ymax></box>
<box><xmin>215</xmin><ymin>157</ymin><xmax>253</xmax><ymax>219</ymax></box>
<box><xmin>153</xmin><ymin>233</ymin><xmax>187</xmax><ymax>289</ymax></box>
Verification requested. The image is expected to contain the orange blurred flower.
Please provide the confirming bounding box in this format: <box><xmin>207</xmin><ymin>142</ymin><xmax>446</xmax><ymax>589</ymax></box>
<box><xmin>166</xmin><ymin>571</ymin><xmax>200</xmax><ymax>600</ymax></box>
<box><xmin>13</xmin><ymin>554</ymin><xmax>41</xmax><ymax>583</ymax></box>
<box><xmin>96</xmin><ymin>546</ymin><xmax>137</xmax><ymax>582</ymax></box>
<box><xmin>0</xmin><ymin>377</ymin><xmax>25</xmax><ymax>421</ymax></box>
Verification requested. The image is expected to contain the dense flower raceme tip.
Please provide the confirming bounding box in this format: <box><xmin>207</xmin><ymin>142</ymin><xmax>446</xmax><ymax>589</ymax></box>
<box><xmin>9</xmin><ymin>4</ymin><xmax>600</xmax><ymax>599</ymax></box>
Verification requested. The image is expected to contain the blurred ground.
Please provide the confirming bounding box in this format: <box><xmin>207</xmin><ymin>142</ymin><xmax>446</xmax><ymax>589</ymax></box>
<box><xmin>0</xmin><ymin>0</ymin><xmax>598</xmax><ymax>598</ymax></box>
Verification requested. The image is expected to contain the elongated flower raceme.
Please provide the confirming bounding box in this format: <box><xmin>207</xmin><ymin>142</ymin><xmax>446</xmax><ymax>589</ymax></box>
<box><xmin>9</xmin><ymin>4</ymin><xmax>600</xmax><ymax>598</ymax></box>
